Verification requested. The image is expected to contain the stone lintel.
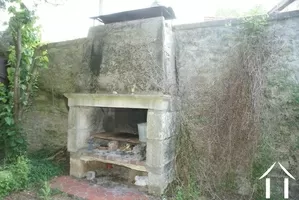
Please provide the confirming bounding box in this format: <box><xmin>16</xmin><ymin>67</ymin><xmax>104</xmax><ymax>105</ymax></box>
<box><xmin>65</xmin><ymin>93</ymin><xmax>171</xmax><ymax>111</ymax></box>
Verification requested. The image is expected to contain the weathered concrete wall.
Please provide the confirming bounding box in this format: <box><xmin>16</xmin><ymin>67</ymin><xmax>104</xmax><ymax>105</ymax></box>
<box><xmin>22</xmin><ymin>91</ymin><xmax>68</xmax><ymax>151</ymax></box>
<box><xmin>38</xmin><ymin>38</ymin><xmax>93</xmax><ymax>95</ymax></box>
<box><xmin>23</xmin><ymin>38</ymin><xmax>93</xmax><ymax>151</ymax></box>
<box><xmin>88</xmin><ymin>17</ymin><xmax>176</xmax><ymax>95</ymax></box>
<box><xmin>174</xmin><ymin>10</ymin><xmax>299</xmax><ymax>197</ymax></box>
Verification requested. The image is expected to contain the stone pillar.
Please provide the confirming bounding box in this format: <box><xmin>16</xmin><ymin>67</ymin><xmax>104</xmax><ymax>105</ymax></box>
<box><xmin>70</xmin><ymin>153</ymin><xmax>88</xmax><ymax>178</ymax></box>
<box><xmin>146</xmin><ymin>110</ymin><xmax>178</xmax><ymax>195</ymax></box>
<box><xmin>68</xmin><ymin>107</ymin><xmax>97</xmax><ymax>152</ymax></box>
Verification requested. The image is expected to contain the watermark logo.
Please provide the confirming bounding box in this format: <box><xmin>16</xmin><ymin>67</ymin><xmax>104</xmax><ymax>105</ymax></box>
<box><xmin>259</xmin><ymin>162</ymin><xmax>295</xmax><ymax>199</ymax></box>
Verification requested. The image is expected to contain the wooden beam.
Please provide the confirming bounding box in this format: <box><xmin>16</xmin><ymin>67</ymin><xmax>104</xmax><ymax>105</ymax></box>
<box><xmin>80</xmin><ymin>155</ymin><xmax>147</xmax><ymax>172</ymax></box>
<box><xmin>91</xmin><ymin>132</ymin><xmax>141</xmax><ymax>144</ymax></box>
<box><xmin>268</xmin><ymin>0</ymin><xmax>297</xmax><ymax>14</ymax></box>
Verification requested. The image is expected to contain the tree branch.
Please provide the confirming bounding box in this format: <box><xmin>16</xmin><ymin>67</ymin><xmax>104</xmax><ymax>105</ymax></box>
<box><xmin>13</xmin><ymin>27</ymin><xmax>21</xmax><ymax>123</ymax></box>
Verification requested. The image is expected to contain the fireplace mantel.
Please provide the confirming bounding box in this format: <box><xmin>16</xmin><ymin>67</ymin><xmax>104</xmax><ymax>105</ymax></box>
<box><xmin>64</xmin><ymin>93</ymin><xmax>172</xmax><ymax>111</ymax></box>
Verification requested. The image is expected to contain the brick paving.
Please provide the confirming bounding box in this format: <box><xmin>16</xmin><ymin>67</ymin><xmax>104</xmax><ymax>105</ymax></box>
<box><xmin>51</xmin><ymin>176</ymin><xmax>152</xmax><ymax>200</ymax></box>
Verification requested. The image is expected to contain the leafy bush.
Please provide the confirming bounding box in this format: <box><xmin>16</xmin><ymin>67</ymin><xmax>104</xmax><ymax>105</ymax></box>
<box><xmin>0</xmin><ymin>156</ymin><xmax>29</xmax><ymax>198</ymax></box>
<box><xmin>28</xmin><ymin>158</ymin><xmax>63</xmax><ymax>185</ymax></box>
<box><xmin>0</xmin><ymin>153</ymin><xmax>63</xmax><ymax>198</ymax></box>
<box><xmin>38</xmin><ymin>181</ymin><xmax>52</xmax><ymax>200</ymax></box>
<box><xmin>175</xmin><ymin>178</ymin><xmax>200</xmax><ymax>200</ymax></box>
<box><xmin>0</xmin><ymin>170</ymin><xmax>14</xmax><ymax>198</ymax></box>
<box><xmin>10</xmin><ymin>156</ymin><xmax>29</xmax><ymax>189</ymax></box>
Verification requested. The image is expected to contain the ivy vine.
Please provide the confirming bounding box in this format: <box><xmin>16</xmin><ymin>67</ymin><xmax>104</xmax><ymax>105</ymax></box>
<box><xmin>0</xmin><ymin>1</ymin><xmax>48</xmax><ymax>159</ymax></box>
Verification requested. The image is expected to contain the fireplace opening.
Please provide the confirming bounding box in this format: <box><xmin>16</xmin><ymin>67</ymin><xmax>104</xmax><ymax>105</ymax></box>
<box><xmin>79</xmin><ymin>108</ymin><xmax>148</xmax><ymax>172</ymax></box>
<box><xmin>67</xmin><ymin>94</ymin><xmax>176</xmax><ymax>193</ymax></box>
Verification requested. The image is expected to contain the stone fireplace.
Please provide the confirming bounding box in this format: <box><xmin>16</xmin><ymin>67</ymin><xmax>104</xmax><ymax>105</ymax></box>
<box><xmin>65</xmin><ymin>94</ymin><xmax>178</xmax><ymax>195</ymax></box>
<box><xmin>64</xmin><ymin>7</ymin><xmax>178</xmax><ymax>195</ymax></box>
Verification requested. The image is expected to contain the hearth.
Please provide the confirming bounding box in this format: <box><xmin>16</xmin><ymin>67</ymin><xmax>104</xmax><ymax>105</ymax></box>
<box><xmin>65</xmin><ymin>93</ymin><xmax>178</xmax><ymax>195</ymax></box>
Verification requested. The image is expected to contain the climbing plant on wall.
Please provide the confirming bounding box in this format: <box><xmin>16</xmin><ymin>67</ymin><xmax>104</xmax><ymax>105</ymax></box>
<box><xmin>0</xmin><ymin>1</ymin><xmax>48</xmax><ymax>159</ymax></box>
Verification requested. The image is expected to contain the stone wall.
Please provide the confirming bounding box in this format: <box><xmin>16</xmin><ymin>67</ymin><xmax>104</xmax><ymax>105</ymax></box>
<box><xmin>38</xmin><ymin>38</ymin><xmax>93</xmax><ymax>95</ymax></box>
<box><xmin>88</xmin><ymin>17</ymin><xmax>176</xmax><ymax>95</ymax></box>
<box><xmin>23</xmin><ymin>11</ymin><xmax>299</xmax><ymax>196</ymax></box>
<box><xmin>174</xmin><ymin>10</ymin><xmax>299</xmax><ymax>197</ymax></box>
<box><xmin>23</xmin><ymin>38</ymin><xmax>93</xmax><ymax>151</ymax></box>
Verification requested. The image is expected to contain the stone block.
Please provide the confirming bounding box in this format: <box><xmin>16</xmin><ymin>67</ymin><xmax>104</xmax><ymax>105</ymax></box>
<box><xmin>68</xmin><ymin>128</ymin><xmax>91</xmax><ymax>152</ymax></box>
<box><xmin>148</xmin><ymin>168</ymin><xmax>174</xmax><ymax>195</ymax></box>
<box><xmin>163</xmin><ymin>22</ymin><xmax>177</xmax><ymax>96</ymax></box>
<box><xmin>70</xmin><ymin>157</ymin><xmax>87</xmax><ymax>178</ymax></box>
<box><xmin>66</xmin><ymin>94</ymin><xmax>172</xmax><ymax>111</ymax></box>
<box><xmin>68</xmin><ymin>108</ymin><xmax>76</xmax><ymax>130</ymax></box>
<box><xmin>146</xmin><ymin>159</ymin><xmax>174</xmax><ymax>174</ymax></box>
<box><xmin>146</xmin><ymin>137</ymin><xmax>176</xmax><ymax>167</ymax></box>
<box><xmin>69</xmin><ymin>107</ymin><xmax>94</xmax><ymax>130</ymax></box>
<box><xmin>76</xmin><ymin>129</ymin><xmax>91</xmax><ymax>150</ymax></box>
<box><xmin>148</xmin><ymin>185</ymin><xmax>164</xmax><ymax>196</ymax></box>
<box><xmin>147</xmin><ymin>110</ymin><xmax>178</xmax><ymax>140</ymax></box>
<box><xmin>67</xmin><ymin>129</ymin><xmax>77</xmax><ymax>152</ymax></box>
<box><xmin>70</xmin><ymin>153</ymin><xmax>106</xmax><ymax>178</ymax></box>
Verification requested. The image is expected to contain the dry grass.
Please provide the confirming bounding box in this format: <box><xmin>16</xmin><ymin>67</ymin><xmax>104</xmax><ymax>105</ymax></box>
<box><xmin>173</xmin><ymin>17</ymin><xmax>281</xmax><ymax>199</ymax></box>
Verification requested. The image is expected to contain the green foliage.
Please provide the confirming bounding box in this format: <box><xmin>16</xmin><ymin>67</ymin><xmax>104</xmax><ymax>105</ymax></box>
<box><xmin>175</xmin><ymin>177</ymin><xmax>200</xmax><ymax>200</ymax></box>
<box><xmin>0</xmin><ymin>170</ymin><xmax>14</xmax><ymax>198</ymax></box>
<box><xmin>0</xmin><ymin>153</ymin><xmax>63</xmax><ymax>198</ymax></box>
<box><xmin>38</xmin><ymin>181</ymin><xmax>63</xmax><ymax>200</ymax></box>
<box><xmin>0</xmin><ymin>1</ymin><xmax>48</xmax><ymax>159</ymax></box>
<box><xmin>242</xmin><ymin>14</ymin><xmax>268</xmax><ymax>36</ymax></box>
<box><xmin>28</xmin><ymin>157</ymin><xmax>63</xmax><ymax>185</ymax></box>
<box><xmin>240</xmin><ymin>9</ymin><xmax>299</xmax><ymax>200</ymax></box>
<box><xmin>10</xmin><ymin>156</ymin><xmax>29</xmax><ymax>188</ymax></box>
<box><xmin>38</xmin><ymin>181</ymin><xmax>52</xmax><ymax>200</ymax></box>
<box><xmin>215</xmin><ymin>4</ymin><xmax>267</xmax><ymax>18</ymax></box>
<box><xmin>7</xmin><ymin>2</ymin><xmax>48</xmax><ymax>108</ymax></box>
<box><xmin>0</xmin><ymin>156</ymin><xmax>29</xmax><ymax>199</ymax></box>
<box><xmin>250</xmin><ymin>142</ymin><xmax>274</xmax><ymax>199</ymax></box>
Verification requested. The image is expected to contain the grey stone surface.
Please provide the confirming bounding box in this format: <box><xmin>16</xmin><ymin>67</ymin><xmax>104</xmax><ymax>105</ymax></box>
<box><xmin>162</xmin><ymin>21</ymin><xmax>177</xmax><ymax>95</ymax></box>
<box><xmin>174</xmin><ymin>10</ymin><xmax>299</xmax><ymax>198</ymax></box>
<box><xmin>146</xmin><ymin>137</ymin><xmax>176</xmax><ymax>168</ymax></box>
<box><xmin>38</xmin><ymin>38</ymin><xmax>93</xmax><ymax>95</ymax></box>
<box><xmin>147</xmin><ymin>110</ymin><xmax>178</xmax><ymax>140</ymax></box>
<box><xmin>88</xmin><ymin>17</ymin><xmax>176</xmax><ymax>95</ymax></box>
<box><xmin>174</xmin><ymin>10</ymin><xmax>299</xmax><ymax>31</ymax></box>
<box><xmin>67</xmin><ymin>129</ymin><xmax>77</xmax><ymax>152</ymax></box>
<box><xmin>146</xmin><ymin>159</ymin><xmax>174</xmax><ymax>174</ymax></box>
<box><xmin>70</xmin><ymin>156</ymin><xmax>87</xmax><ymax>178</ymax></box>
<box><xmin>148</xmin><ymin>168</ymin><xmax>174</xmax><ymax>195</ymax></box>
<box><xmin>22</xmin><ymin>91</ymin><xmax>68</xmax><ymax>151</ymax></box>
<box><xmin>68</xmin><ymin>107</ymin><xmax>104</xmax><ymax>152</ymax></box>
<box><xmin>65</xmin><ymin>93</ymin><xmax>172</xmax><ymax>111</ymax></box>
